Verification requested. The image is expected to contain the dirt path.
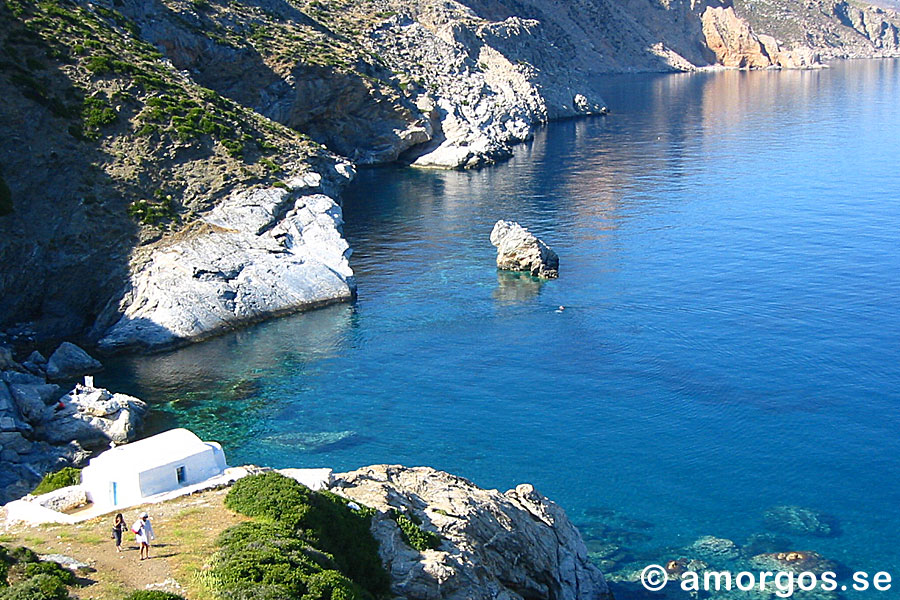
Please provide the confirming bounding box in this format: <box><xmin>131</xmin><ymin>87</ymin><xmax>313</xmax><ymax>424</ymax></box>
<box><xmin>1</xmin><ymin>488</ymin><xmax>249</xmax><ymax>600</ymax></box>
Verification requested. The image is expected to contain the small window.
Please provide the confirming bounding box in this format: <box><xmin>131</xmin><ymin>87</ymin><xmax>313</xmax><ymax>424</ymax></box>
<box><xmin>176</xmin><ymin>466</ymin><xmax>186</xmax><ymax>484</ymax></box>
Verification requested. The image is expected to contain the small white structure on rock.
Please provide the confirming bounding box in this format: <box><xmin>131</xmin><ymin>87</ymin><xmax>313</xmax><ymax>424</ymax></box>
<box><xmin>81</xmin><ymin>428</ymin><xmax>227</xmax><ymax>510</ymax></box>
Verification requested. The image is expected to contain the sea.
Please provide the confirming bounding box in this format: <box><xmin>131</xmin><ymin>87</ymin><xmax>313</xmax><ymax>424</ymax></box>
<box><xmin>103</xmin><ymin>59</ymin><xmax>900</xmax><ymax>598</ymax></box>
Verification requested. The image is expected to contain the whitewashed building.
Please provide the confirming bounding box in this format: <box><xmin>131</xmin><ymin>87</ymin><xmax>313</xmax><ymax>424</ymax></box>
<box><xmin>81</xmin><ymin>428</ymin><xmax>227</xmax><ymax>510</ymax></box>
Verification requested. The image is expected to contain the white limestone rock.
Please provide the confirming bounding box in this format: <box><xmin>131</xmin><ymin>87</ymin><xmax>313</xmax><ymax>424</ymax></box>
<box><xmin>490</xmin><ymin>220</ymin><xmax>559</xmax><ymax>279</ymax></box>
<box><xmin>96</xmin><ymin>185</ymin><xmax>355</xmax><ymax>352</ymax></box>
<box><xmin>331</xmin><ymin>465</ymin><xmax>612</xmax><ymax>600</ymax></box>
<box><xmin>35</xmin><ymin>384</ymin><xmax>148</xmax><ymax>448</ymax></box>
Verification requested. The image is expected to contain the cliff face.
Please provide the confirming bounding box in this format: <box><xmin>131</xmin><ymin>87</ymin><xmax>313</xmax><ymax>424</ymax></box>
<box><xmin>333</xmin><ymin>465</ymin><xmax>612</xmax><ymax>600</ymax></box>
<box><xmin>1</xmin><ymin>0</ymin><xmax>898</xmax><ymax>350</ymax></box>
<box><xmin>732</xmin><ymin>0</ymin><xmax>900</xmax><ymax>59</ymax></box>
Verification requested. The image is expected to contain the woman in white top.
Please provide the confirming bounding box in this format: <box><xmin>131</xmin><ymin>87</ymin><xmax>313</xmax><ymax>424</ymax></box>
<box><xmin>132</xmin><ymin>512</ymin><xmax>155</xmax><ymax>560</ymax></box>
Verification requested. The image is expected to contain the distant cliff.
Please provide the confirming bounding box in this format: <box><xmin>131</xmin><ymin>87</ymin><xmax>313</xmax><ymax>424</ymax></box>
<box><xmin>1</xmin><ymin>0</ymin><xmax>898</xmax><ymax>350</ymax></box>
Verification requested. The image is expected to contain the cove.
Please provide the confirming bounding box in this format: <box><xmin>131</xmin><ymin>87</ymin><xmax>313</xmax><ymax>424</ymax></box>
<box><xmin>102</xmin><ymin>60</ymin><xmax>900</xmax><ymax>598</ymax></box>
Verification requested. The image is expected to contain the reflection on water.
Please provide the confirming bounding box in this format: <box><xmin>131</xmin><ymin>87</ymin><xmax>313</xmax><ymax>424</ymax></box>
<box><xmin>493</xmin><ymin>271</ymin><xmax>545</xmax><ymax>304</ymax></box>
<box><xmin>100</xmin><ymin>60</ymin><xmax>900</xmax><ymax>600</ymax></box>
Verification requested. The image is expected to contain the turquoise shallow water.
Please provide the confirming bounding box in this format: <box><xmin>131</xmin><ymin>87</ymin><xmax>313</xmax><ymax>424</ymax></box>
<box><xmin>103</xmin><ymin>60</ymin><xmax>900</xmax><ymax>597</ymax></box>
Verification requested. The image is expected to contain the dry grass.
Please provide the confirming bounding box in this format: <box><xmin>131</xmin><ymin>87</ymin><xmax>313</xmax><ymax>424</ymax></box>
<box><xmin>2</xmin><ymin>488</ymin><xmax>250</xmax><ymax>600</ymax></box>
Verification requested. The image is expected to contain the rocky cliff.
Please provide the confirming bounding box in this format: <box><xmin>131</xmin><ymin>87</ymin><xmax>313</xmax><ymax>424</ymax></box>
<box><xmin>332</xmin><ymin>465</ymin><xmax>612</xmax><ymax>600</ymax></box>
<box><xmin>1</xmin><ymin>0</ymin><xmax>898</xmax><ymax>350</ymax></box>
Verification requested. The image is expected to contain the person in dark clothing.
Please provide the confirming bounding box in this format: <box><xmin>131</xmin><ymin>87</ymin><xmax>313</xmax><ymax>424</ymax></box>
<box><xmin>112</xmin><ymin>513</ymin><xmax>126</xmax><ymax>552</ymax></box>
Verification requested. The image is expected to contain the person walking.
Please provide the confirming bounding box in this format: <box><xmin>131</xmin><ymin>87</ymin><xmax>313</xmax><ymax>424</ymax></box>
<box><xmin>112</xmin><ymin>513</ymin><xmax>126</xmax><ymax>553</ymax></box>
<box><xmin>131</xmin><ymin>512</ymin><xmax>155</xmax><ymax>560</ymax></box>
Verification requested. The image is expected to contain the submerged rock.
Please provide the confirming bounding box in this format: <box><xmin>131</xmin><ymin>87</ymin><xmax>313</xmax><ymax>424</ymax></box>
<box><xmin>263</xmin><ymin>430</ymin><xmax>358</xmax><ymax>452</ymax></box>
<box><xmin>688</xmin><ymin>535</ymin><xmax>742</xmax><ymax>562</ymax></box>
<box><xmin>763</xmin><ymin>505</ymin><xmax>840</xmax><ymax>537</ymax></box>
<box><xmin>332</xmin><ymin>464</ymin><xmax>611</xmax><ymax>600</ymax></box>
<box><xmin>45</xmin><ymin>342</ymin><xmax>102</xmax><ymax>381</ymax></box>
<box><xmin>750</xmin><ymin>551</ymin><xmax>838</xmax><ymax>575</ymax></box>
<box><xmin>490</xmin><ymin>220</ymin><xmax>559</xmax><ymax>279</ymax></box>
<box><xmin>744</xmin><ymin>532</ymin><xmax>795</xmax><ymax>555</ymax></box>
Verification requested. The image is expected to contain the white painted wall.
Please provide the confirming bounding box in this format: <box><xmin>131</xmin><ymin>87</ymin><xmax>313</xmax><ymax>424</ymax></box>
<box><xmin>81</xmin><ymin>431</ymin><xmax>227</xmax><ymax>511</ymax></box>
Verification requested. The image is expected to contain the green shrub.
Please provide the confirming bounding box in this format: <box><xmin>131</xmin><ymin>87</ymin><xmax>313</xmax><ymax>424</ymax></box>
<box><xmin>122</xmin><ymin>591</ymin><xmax>185</xmax><ymax>600</ymax></box>
<box><xmin>8</xmin><ymin>547</ymin><xmax>39</xmax><ymax>564</ymax></box>
<box><xmin>0</xmin><ymin>174</ymin><xmax>11</xmax><ymax>216</ymax></box>
<box><xmin>23</xmin><ymin>563</ymin><xmax>75</xmax><ymax>586</ymax></box>
<box><xmin>390</xmin><ymin>512</ymin><xmax>441</xmax><ymax>552</ymax></box>
<box><xmin>127</xmin><ymin>197</ymin><xmax>177</xmax><ymax>227</ymax></box>
<box><xmin>301</xmin><ymin>570</ymin><xmax>365</xmax><ymax>600</ymax></box>
<box><xmin>221</xmin><ymin>474</ymin><xmax>388</xmax><ymax>598</ymax></box>
<box><xmin>224</xmin><ymin>472</ymin><xmax>312</xmax><ymax>524</ymax></box>
<box><xmin>31</xmin><ymin>468</ymin><xmax>81</xmax><ymax>495</ymax></box>
<box><xmin>291</xmin><ymin>492</ymin><xmax>387</xmax><ymax>595</ymax></box>
<box><xmin>0</xmin><ymin>574</ymin><xmax>71</xmax><ymax>600</ymax></box>
<box><xmin>80</xmin><ymin>96</ymin><xmax>117</xmax><ymax>139</ymax></box>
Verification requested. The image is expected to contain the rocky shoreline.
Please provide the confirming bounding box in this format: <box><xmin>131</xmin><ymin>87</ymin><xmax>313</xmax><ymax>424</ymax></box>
<box><xmin>0</xmin><ymin>343</ymin><xmax>147</xmax><ymax>504</ymax></box>
<box><xmin>3</xmin><ymin>0</ymin><xmax>900</xmax><ymax>350</ymax></box>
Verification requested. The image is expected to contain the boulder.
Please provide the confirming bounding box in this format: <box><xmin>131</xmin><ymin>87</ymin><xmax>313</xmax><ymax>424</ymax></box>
<box><xmin>0</xmin><ymin>431</ymin><xmax>34</xmax><ymax>455</ymax></box>
<box><xmin>2</xmin><ymin>370</ymin><xmax>46</xmax><ymax>385</ymax></box>
<box><xmin>0</xmin><ymin>346</ymin><xmax>16</xmax><ymax>370</ymax></box>
<box><xmin>490</xmin><ymin>220</ymin><xmax>559</xmax><ymax>279</ymax></box>
<box><xmin>331</xmin><ymin>465</ymin><xmax>611</xmax><ymax>600</ymax></box>
<box><xmin>35</xmin><ymin>384</ymin><xmax>148</xmax><ymax>447</ymax></box>
<box><xmin>10</xmin><ymin>384</ymin><xmax>60</xmax><ymax>424</ymax></box>
<box><xmin>750</xmin><ymin>551</ymin><xmax>838</xmax><ymax>575</ymax></box>
<box><xmin>27</xmin><ymin>351</ymin><xmax>47</xmax><ymax>365</ymax></box>
<box><xmin>45</xmin><ymin>343</ymin><xmax>102</xmax><ymax>381</ymax></box>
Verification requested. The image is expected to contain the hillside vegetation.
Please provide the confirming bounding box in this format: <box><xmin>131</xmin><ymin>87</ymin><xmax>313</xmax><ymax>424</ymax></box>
<box><xmin>0</xmin><ymin>0</ymin><xmax>898</xmax><ymax>346</ymax></box>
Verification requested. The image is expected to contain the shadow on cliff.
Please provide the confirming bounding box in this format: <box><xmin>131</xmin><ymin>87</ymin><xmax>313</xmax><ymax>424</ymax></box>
<box><xmin>0</xmin><ymin>6</ymin><xmax>140</xmax><ymax>346</ymax></box>
<box><xmin>130</xmin><ymin>0</ymin><xmax>423</xmax><ymax>162</ymax></box>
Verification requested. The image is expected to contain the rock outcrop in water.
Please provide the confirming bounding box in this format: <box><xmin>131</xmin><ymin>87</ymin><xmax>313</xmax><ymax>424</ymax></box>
<box><xmin>332</xmin><ymin>465</ymin><xmax>612</xmax><ymax>600</ymax></box>
<box><xmin>491</xmin><ymin>220</ymin><xmax>559</xmax><ymax>279</ymax></box>
<box><xmin>763</xmin><ymin>505</ymin><xmax>840</xmax><ymax>537</ymax></box>
<box><xmin>95</xmin><ymin>169</ymin><xmax>355</xmax><ymax>353</ymax></box>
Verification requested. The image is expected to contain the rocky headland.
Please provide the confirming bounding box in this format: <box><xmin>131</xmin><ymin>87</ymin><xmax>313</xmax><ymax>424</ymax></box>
<box><xmin>333</xmin><ymin>465</ymin><xmax>610</xmax><ymax>600</ymax></box>
<box><xmin>2</xmin><ymin>0</ymin><xmax>899</xmax><ymax>350</ymax></box>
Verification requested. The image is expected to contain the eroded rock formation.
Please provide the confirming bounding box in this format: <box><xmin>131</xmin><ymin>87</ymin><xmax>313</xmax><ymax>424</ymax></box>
<box><xmin>491</xmin><ymin>220</ymin><xmax>559</xmax><ymax>279</ymax></box>
<box><xmin>332</xmin><ymin>465</ymin><xmax>612</xmax><ymax>600</ymax></box>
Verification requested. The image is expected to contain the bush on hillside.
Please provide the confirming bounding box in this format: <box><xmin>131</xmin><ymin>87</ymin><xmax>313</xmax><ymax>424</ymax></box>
<box><xmin>23</xmin><ymin>562</ymin><xmax>76</xmax><ymax>586</ymax></box>
<box><xmin>224</xmin><ymin>472</ymin><xmax>312</xmax><ymax>524</ymax></box>
<box><xmin>8</xmin><ymin>547</ymin><xmax>39</xmax><ymax>565</ymax></box>
<box><xmin>301</xmin><ymin>570</ymin><xmax>367</xmax><ymax>600</ymax></box>
<box><xmin>220</xmin><ymin>474</ymin><xmax>389</xmax><ymax>599</ymax></box>
<box><xmin>389</xmin><ymin>511</ymin><xmax>441</xmax><ymax>552</ymax></box>
<box><xmin>31</xmin><ymin>468</ymin><xmax>81</xmax><ymax>496</ymax></box>
<box><xmin>0</xmin><ymin>574</ymin><xmax>71</xmax><ymax>600</ymax></box>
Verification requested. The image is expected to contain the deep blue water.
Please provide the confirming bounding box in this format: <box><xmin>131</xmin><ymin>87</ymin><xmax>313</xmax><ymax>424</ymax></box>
<box><xmin>103</xmin><ymin>60</ymin><xmax>900</xmax><ymax>597</ymax></box>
